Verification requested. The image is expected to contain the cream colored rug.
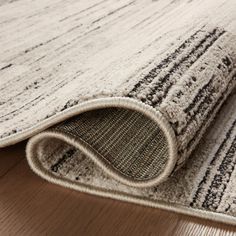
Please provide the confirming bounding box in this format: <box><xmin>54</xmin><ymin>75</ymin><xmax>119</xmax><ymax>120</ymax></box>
<box><xmin>1</xmin><ymin>0</ymin><xmax>236</xmax><ymax>225</ymax></box>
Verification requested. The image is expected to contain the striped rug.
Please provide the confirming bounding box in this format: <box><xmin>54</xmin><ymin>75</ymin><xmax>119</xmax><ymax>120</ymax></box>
<box><xmin>1</xmin><ymin>0</ymin><xmax>236</xmax><ymax>225</ymax></box>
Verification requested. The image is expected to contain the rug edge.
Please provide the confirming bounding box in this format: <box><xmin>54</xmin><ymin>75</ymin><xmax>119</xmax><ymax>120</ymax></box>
<box><xmin>25</xmin><ymin>158</ymin><xmax>236</xmax><ymax>226</ymax></box>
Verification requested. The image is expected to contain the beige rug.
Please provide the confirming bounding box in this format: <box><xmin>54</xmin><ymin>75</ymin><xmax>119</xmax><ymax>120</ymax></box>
<box><xmin>1</xmin><ymin>0</ymin><xmax>236</xmax><ymax>225</ymax></box>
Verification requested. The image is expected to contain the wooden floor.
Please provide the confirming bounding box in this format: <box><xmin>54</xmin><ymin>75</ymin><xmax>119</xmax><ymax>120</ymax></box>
<box><xmin>0</xmin><ymin>143</ymin><xmax>236</xmax><ymax>235</ymax></box>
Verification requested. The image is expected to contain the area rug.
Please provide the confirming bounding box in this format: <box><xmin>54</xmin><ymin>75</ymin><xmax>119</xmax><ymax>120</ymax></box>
<box><xmin>1</xmin><ymin>0</ymin><xmax>236</xmax><ymax>225</ymax></box>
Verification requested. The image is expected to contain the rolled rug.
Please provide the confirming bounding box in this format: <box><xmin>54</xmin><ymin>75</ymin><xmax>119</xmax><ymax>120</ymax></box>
<box><xmin>0</xmin><ymin>0</ymin><xmax>236</xmax><ymax>224</ymax></box>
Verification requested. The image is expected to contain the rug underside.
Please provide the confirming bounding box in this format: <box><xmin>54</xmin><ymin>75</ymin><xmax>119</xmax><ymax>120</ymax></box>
<box><xmin>1</xmin><ymin>0</ymin><xmax>236</xmax><ymax>225</ymax></box>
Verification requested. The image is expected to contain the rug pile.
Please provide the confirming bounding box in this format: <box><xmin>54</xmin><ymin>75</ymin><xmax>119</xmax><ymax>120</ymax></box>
<box><xmin>1</xmin><ymin>0</ymin><xmax>236</xmax><ymax>224</ymax></box>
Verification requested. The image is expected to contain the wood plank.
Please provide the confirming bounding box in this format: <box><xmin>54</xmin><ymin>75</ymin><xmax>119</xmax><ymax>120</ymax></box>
<box><xmin>0</xmin><ymin>141</ymin><xmax>25</xmax><ymax>177</ymax></box>
<box><xmin>0</xmin><ymin>143</ymin><xmax>235</xmax><ymax>235</ymax></box>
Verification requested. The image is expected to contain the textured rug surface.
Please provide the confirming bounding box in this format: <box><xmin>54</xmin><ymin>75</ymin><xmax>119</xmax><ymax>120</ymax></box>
<box><xmin>1</xmin><ymin>0</ymin><xmax>236</xmax><ymax>224</ymax></box>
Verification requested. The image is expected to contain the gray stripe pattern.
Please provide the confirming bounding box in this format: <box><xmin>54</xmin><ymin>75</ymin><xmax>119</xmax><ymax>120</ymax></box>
<box><xmin>1</xmin><ymin>0</ymin><xmax>236</xmax><ymax>224</ymax></box>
